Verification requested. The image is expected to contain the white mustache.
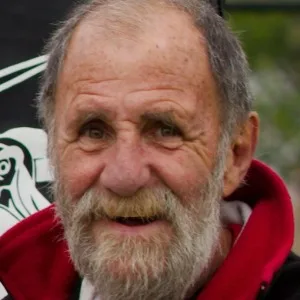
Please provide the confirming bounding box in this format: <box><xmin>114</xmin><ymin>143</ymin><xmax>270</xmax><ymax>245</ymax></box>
<box><xmin>70</xmin><ymin>187</ymin><xmax>178</xmax><ymax>224</ymax></box>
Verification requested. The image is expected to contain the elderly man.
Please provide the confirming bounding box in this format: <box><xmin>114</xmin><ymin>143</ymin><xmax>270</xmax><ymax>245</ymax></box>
<box><xmin>0</xmin><ymin>0</ymin><xmax>299</xmax><ymax>299</ymax></box>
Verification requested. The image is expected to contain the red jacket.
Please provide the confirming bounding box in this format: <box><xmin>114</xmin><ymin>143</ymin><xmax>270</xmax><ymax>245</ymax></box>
<box><xmin>0</xmin><ymin>160</ymin><xmax>294</xmax><ymax>300</ymax></box>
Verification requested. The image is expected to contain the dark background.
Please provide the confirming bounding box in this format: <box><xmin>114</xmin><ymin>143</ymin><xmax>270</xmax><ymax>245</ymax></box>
<box><xmin>0</xmin><ymin>0</ymin><xmax>74</xmax><ymax>132</ymax></box>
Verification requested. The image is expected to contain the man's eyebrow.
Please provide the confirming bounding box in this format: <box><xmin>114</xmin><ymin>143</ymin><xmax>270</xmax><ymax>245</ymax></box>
<box><xmin>141</xmin><ymin>111</ymin><xmax>178</xmax><ymax>124</ymax></box>
<box><xmin>72</xmin><ymin>110</ymin><xmax>111</xmax><ymax>125</ymax></box>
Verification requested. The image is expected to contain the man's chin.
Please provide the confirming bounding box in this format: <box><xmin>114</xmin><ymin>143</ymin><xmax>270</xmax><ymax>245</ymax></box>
<box><xmin>102</xmin><ymin>258</ymin><xmax>164</xmax><ymax>281</ymax></box>
<box><xmin>88</xmin><ymin>220</ymin><xmax>173</xmax><ymax>281</ymax></box>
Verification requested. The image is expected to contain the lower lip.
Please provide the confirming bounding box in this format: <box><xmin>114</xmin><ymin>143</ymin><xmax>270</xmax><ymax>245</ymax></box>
<box><xmin>93</xmin><ymin>219</ymin><xmax>170</xmax><ymax>236</ymax></box>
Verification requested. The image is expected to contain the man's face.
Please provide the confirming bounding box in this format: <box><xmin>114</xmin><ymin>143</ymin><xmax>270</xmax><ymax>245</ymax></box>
<box><xmin>53</xmin><ymin>8</ymin><xmax>225</xmax><ymax>300</ymax></box>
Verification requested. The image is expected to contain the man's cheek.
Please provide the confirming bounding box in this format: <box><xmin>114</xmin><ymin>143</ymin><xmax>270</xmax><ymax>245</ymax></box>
<box><xmin>153</xmin><ymin>152</ymin><xmax>208</xmax><ymax>201</ymax></box>
<box><xmin>57</xmin><ymin>151</ymin><xmax>105</xmax><ymax>200</ymax></box>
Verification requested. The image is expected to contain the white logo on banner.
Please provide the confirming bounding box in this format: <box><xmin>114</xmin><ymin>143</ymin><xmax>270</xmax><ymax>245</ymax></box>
<box><xmin>0</xmin><ymin>127</ymin><xmax>52</xmax><ymax>235</ymax></box>
<box><xmin>0</xmin><ymin>55</ymin><xmax>48</xmax><ymax>93</ymax></box>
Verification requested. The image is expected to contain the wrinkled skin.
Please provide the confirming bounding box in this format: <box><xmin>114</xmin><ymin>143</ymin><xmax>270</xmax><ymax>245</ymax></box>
<box><xmin>53</xmin><ymin>6</ymin><xmax>259</xmax><ymax>299</ymax></box>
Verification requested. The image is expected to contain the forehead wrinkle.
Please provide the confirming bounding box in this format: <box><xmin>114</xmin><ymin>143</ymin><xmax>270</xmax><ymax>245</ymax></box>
<box><xmin>70</xmin><ymin>79</ymin><xmax>123</xmax><ymax>100</ymax></box>
<box><xmin>73</xmin><ymin>94</ymin><xmax>116</xmax><ymax>114</ymax></box>
<box><xmin>65</xmin><ymin>10</ymin><xmax>210</xmax><ymax>92</ymax></box>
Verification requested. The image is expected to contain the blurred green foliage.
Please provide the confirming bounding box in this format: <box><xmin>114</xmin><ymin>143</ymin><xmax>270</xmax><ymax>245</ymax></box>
<box><xmin>228</xmin><ymin>10</ymin><xmax>300</xmax><ymax>182</ymax></box>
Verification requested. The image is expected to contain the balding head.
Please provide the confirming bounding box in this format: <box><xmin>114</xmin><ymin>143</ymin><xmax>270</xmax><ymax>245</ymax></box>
<box><xmin>37</xmin><ymin>0</ymin><xmax>252</xmax><ymax>141</ymax></box>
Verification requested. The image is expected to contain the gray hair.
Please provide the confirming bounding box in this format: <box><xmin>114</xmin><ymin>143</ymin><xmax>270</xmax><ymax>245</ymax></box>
<box><xmin>36</xmin><ymin>0</ymin><xmax>252</xmax><ymax>143</ymax></box>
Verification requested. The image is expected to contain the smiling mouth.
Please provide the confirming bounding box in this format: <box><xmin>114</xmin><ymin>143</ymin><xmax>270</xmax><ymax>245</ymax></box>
<box><xmin>112</xmin><ymin>216</ymin><xmax>160</xmax><ymax>226</ymax></box>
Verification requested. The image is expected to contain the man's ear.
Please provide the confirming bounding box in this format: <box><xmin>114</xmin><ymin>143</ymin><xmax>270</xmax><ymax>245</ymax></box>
<box><xmin>222</xmin><ymin>112</ymin><xmax>259</xmax><ymax>198</ymax></box>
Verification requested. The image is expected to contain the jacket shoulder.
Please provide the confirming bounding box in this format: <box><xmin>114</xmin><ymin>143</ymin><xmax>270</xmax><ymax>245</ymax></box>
<box><xmin>264</xmin><ymin>252</ymin><xmax>300</xmax><ymax>300</ymax></box>
<box><xmin>0</xmin><ymin>205</ymin><xmax>77</xmax><ymax>299</ymax></box>
<box><xmin>0</xmin><ymin>205</ymin><xmax>58</xmax><ymax>263</ymax></box>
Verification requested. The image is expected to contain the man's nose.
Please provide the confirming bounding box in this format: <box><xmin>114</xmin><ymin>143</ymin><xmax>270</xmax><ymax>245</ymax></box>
<box><xmin>99</xmin><ymin>139</ymin><xmax>151</xmax><ymax>197</ymax></box>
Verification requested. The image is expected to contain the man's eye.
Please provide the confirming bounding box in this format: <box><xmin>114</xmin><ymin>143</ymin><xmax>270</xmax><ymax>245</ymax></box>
<box><xmin>156</xmin><ymin>123</ymin><xmax>182</xmax><ymax>137</ymax></box>
<box><xmin>79</xmin><ymin>122</ymin><xmax>109</xmax><ymax>139</ymax></box>
<box><xmin>85</xmin><ymin>127</ymin><xmax>105</xmax><ymax>139</ymax></box>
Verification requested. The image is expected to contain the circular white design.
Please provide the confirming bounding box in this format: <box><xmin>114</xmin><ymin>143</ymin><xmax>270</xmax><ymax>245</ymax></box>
<box><xmin>0</xmin><ymin>159</ymin><xmax>11</xmax><ymax>177</ymax></box>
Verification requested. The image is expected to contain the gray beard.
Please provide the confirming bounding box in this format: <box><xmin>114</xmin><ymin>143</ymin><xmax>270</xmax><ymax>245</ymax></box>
<box><xmin>54</xmin><ymin>162</ymin><xmax>225</xmax><ymax>300</ymax></box>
